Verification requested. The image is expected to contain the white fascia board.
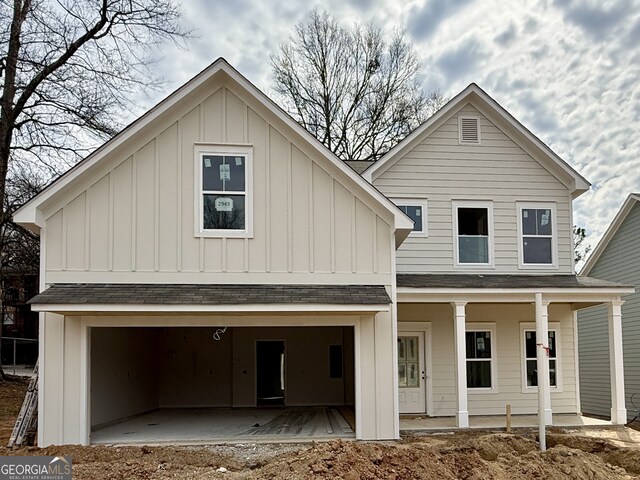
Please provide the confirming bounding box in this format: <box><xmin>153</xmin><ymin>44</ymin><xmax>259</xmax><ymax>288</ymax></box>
<box><xmin>363</xmin><ymin>84</ymin><xmax>591</xmax><ymax>197</ymax></box>
<box><xmin>14</xmin><ymin>58</ymin><xmax>414</xmax><ymax>239</ymax></box>
<box><xmin>13</xmin><ymin>60</ymin><xmax>230</xmax><ymax>229</ymax></box>
<box><xmin>30</xmin><ymin>303</ymin><xmax>391</xmax><ymax>313</ymax></box>
<box><xmin>397</xmin><ymin>287</ymin><xmax>635</xmax><ymax>304</ymax></box>
<box><xmin>221</xmin><ymin>64</ymin><xmax>414</xmax><ymax>236</ymax></box>
<box><xmin>580</xmin><ymin>194</ymin><xmax>640</xmax><ymax>275</ymax></box>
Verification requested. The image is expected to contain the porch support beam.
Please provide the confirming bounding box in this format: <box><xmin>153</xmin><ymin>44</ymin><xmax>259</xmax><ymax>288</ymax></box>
<box><xmin>452</xmin><ymin>301</ymin><xmax>469</xmax><ymax>428</ymax></box>
<box><xmin>608</xmin><ymin>300</ymin><xmax>627</xmax><ymax>424</ymax></box>
<box><xmin>535</xmin><ymin>294</ymin><xmax>552</xmax><ymax>426</ymax></box>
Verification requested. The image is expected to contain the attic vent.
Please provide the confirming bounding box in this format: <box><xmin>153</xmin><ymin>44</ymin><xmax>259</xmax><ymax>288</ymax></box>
<box><xmin>459</xmin><ymin>116</ymin><xmax>480</xmax><ymax>143</ymax></box>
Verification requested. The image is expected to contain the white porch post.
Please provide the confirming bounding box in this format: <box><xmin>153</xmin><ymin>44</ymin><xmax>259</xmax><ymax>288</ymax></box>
<box><xmin>535</xmin><ymin>296</ymin><xmax>552</xmax><ymax>425</ymax></box>
<box><xmin>452</xmin><ymin>301</ymin><xmax>469</xmax><ymax>428</ymax></box>
<box><xmin>608</xmin><ymin>300</ymin><xmax>627</xmax><ymax>425</ymax></box>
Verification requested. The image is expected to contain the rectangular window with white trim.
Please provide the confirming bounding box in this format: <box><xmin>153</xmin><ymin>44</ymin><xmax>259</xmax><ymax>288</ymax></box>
<box><xmin>392</xmin><ymin>199</ymin><xmax>428</xmax><ymax>237</ymax></box>
<box><xmin>521</xmin><ymin>325</ymin><xmax>561</xmax><ymax>390</ymax></box>
<box><xmin>195</xmin><ymin>145</ymin><xmax>253</xmax><ymax>237</ymax></box>
<box><xmin>465</xmin><ymin>325</ymin><xmax>496</xmax><ymax>390</ymax></box>
<box><xmin>519</xmin><ymin>204</ymin><xmax>556</xmax><ymax>266</ymax></box>
<box><xmin>454</xmin><ymin>201</ymin><xmax>493</xmax><ymax>266</ymax></box>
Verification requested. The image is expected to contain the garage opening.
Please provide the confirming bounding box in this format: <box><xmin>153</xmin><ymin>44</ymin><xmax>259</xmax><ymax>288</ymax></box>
<box><xmin>89</xmin><ymin>326</ymin><xmax>355</xmax><ymax>444</ymax></box>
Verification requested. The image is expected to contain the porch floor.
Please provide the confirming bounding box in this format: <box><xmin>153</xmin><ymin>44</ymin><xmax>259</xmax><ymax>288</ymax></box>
<box><xmin>400</xmin><ymin>414</ymin><xmax>614</xmax><ymax>432</ymax></box>
<box><xmin>91</xmin><ymin>407</ymin><xmax>355</xmax><ymax>445</ymax></box>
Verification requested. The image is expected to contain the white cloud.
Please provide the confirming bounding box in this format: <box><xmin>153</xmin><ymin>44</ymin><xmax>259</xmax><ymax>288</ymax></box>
<box><xmin>137</xmin><ymin>0</ymin><xmax>639</xmax><ymax>256</ymax></box>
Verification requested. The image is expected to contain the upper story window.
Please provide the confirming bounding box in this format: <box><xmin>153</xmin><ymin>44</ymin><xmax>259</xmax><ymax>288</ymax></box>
<box><xmin>517</xmin><ymin>203</ymin><xmax>557</xmax><ymax>268</ymax></box>
<box><xmin>194</xmin><ymin>144</ymin><xmax>253</xmax><ymax>238</ymax></box>
<box><xmin>392</xmin><ymin>198</ymin><xmax>428</xmax><ymax>237</ymax></box>
<box><xmin>453</xmin><ymin>201</ymin><xmax>494</xmax><ymax>267</ymax></box>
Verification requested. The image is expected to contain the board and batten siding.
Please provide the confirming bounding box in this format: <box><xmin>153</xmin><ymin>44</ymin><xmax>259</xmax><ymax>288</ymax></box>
<box><xmin>43</xmin><ymin>81</ymin><xmax>393</xmax><ymax>285</ymax></box>
<box><xmin>372</xmin><ymin>104</ymin><xmax>574</xmax><ymax>274</ymax></box>
<box><xmin>399</xmin><ymin>303</ymin><xmax>578</xmax><ymax>416</ymax></box>
<box><xmin>578</xmin><ymin>201</ymin><xmax>640</xmax><ymax>420</ymax></box>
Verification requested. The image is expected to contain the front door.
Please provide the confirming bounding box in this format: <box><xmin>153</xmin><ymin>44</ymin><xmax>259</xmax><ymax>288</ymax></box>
<box><xmin>256</xmin><ymin>341</ymin><xmax>286</xmax><ymax>406</ymax></box>
<box><xmin>397</xmin><ymin>332</ymin><xmax>426</xmax><ymax>414</ymax></box>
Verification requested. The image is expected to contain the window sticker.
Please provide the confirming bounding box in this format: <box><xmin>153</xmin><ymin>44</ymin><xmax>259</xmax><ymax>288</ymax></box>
<box><xmin>204</xmin><ymin>157</ymin><xmax>212</xmax><ymax>168</ymax></box>
<box><xmin>214</xmin><ymin>197</ymin><xmax>233</xmax><ymax>212</ymax></box>
<box><xmin>541</xmin><ymin>212</ymin><xmax>549</xmax><ymax>226</ymax></box>
<box><xmin>415</xmin><ymin>208</ymin><xmax>421</xmax><ymax>217</ymax></box>
<box><xmin>477</xmin><ymin>337</ymin><xmax>485</xmax><ymax>351</ymax></box>
<box><xmin>235</xmin><ymin>157</ymin><xmax>243</xmax><ymax>166</ymax></box>
<box><xmin>220</xmin><ymin>163</ymin><xmax>230</xmax><ymax>181</ymax></box>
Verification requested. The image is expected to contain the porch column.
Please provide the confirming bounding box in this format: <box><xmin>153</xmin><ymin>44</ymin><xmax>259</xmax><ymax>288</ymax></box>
<box><xmin>608</xmin><ymin>300</ymin><xmax>627</xmax><ymax>424</ymax></box>
<box><xmin>452</xmin><ymin>301</ymin><xmax>469</xmax><ymax>428</ymax></box>
<box><xmin>535</xmin><ymin>294</ymin><xmax>552</xmax><ymax>425</ymax></box>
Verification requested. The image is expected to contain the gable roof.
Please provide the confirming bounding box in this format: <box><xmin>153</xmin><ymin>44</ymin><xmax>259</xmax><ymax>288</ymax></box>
<box><xmin>362</xmin><ymin>83</ymin><xmax>590</xmax><ymax>198</ymax></box>
<box><xmin>14</xmin><ymin>58</ymin><xmax>414</xmax><ymax>244</ymax></box>
<box><xmin>580</xmin><ymin>193</ymin><xmax>640</xmax><ymax>275</ymax></box>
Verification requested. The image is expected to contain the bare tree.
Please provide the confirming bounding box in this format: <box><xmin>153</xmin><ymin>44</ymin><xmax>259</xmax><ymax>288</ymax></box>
<box><xmin>0</xmin><ymin>167</ymin><xmax>42</xmax><ymax>379</ymax></box>
<box><xmin>0</xmin><ymin>0</ymin><xmax>187</xmax><ymax>218</ymax></box>
<box><xmin>573</xmin><ymin>225</ymin><xmax>592</xmax><ymax>267</ymax></box>
<box><xmin>272</xmin><ymin>8</ymin><xmax>445</xmax><ymax>162</ymax></box>
<box><xmin>0</xmin><ymin>0</ymin><xmax>188</xmax><ymax>380</ymax></box>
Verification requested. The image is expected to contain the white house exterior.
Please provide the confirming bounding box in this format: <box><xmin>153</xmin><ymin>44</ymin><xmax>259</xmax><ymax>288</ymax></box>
<box><xmin>578</xmin><ymin>194</ymin><xmax>640</xmax><ymax>421</ymax></box>
<box><xmin>15</xmin><ymin>59</ymin><xmax>633</xmax><ymax>446</ymax></box>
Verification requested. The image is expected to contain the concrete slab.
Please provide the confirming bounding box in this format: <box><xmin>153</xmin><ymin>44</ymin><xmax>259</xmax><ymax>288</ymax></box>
<box><xmin>400</xmin><ymin>414</ymin><xmax>614</xmax><ymax>432</ymax></box>
<box><xmin>91</xmin><ymin>407</ymin><xmax>354</xmax><ymax>445</ymax></box>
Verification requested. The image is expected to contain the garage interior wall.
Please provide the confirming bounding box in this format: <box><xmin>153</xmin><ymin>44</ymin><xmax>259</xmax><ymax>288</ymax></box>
<box><xmin>90</xmin><ymin>326</ymin><xmax>355</xmax><ymax>429</ymax></box>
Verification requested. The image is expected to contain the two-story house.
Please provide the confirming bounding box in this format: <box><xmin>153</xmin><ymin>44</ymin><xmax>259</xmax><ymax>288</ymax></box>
<box><xmin>14</xmin><ymin>59</ymin><xmax>632</xmax><ymax>446</ymax></box>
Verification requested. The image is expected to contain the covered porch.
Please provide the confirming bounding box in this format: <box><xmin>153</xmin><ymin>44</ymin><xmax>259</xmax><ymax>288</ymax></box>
<box><xmin>396</xmin><ymin>274</ymin><xmax>634</xmax><ymax>429</ymax></box>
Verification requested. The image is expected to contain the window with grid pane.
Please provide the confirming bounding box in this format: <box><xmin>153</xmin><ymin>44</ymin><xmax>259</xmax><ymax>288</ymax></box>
<box><xmin>397</xmin><ymin>336</ymin><xmax>420</xmax><ymax>388</ymax></box>
<box><xmin>521</xmin><ymin>207</ymin><xmax>553</xmax><ymax>264</ymax></box>
<box><xmin>466</xmin><ymin>331</ymin><xmax>493</xmax><ymax>389</ymax></box>
<box><xmin>524</xmin><ymin>330</ymin><xmax>558</xmax><ymax>387</ymax></box>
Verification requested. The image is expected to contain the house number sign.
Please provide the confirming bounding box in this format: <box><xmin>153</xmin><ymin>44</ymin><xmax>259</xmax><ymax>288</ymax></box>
<box><xmin>215</xmin><ymin>197</ymin><xmax>233</xmax><ymax>212</ymax></box>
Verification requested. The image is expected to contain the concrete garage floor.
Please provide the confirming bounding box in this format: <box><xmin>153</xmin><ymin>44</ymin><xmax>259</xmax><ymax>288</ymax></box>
<box><xmin>91</xmin><ymin>407</ymin><xmax>355</xmax><ymax>445</ymax></box>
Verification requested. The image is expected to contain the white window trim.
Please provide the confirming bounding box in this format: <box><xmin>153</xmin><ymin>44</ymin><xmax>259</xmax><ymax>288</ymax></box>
<box><xmin>458</xmin><ymin>115</ymin><xmax>481</xmax><ymax>144</ymax></box>
<box><xmin>466</xmin><ymin>322</ymin><xmax>498</xmax><ymax>394</ymax></box>
<box><xmin>520</xmin><ymin>322</ymin><xmax>563</xmax><ymax>393</ymax></box>
<box><xmin>516</xmin><ymin>202</ymin><xmax>558</xmax><ymax>269</ymax></box>
<box><xmin>391</xmin><ymin>198</ymin><xmax>428</xmax><ymax>237</ymax></box>
<box><xmin>452</xmin><ymin>200</ymin><xmax>495</xmax><ymax>269</ymax></box>
<box><xmin>193</xmin><ymin>143</ymin><xmax>254</xmax><ymax>238</ymax></box>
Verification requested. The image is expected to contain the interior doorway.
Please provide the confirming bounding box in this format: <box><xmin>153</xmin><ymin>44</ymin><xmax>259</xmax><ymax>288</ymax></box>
<box><xmin>256</xmin><ymin>340</ymin><xmax>286</xmax><ymax>406</ymax></box>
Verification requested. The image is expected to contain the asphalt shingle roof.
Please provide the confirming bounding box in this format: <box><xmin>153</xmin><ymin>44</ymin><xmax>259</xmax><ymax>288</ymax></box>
<box><xmin>396</xmin><ymin>274</ymin><xmax>632</xmax><ymax>289</ymax></box>
<box><xmin>29</xmin><ymin>283</ymin><xmax>391</xmax><ymax>305</ymax></box>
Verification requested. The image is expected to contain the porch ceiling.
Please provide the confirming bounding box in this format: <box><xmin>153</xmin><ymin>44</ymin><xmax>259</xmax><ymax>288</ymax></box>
<box><xmin>28</xmin><ymin>283</ymin><xmax>391</xmax><ymax>314</ymax></box>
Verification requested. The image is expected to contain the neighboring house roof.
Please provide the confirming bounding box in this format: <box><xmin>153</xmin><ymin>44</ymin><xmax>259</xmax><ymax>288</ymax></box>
<box><xmin>29</xmin><ymin>283</ymin><xmax>391</xmax><ymax>306</ymax></box>
<box><xmin>13</xmin><ymin>58</ymin><xmax>413</xmax><ymax>243</ymax></box>
<box><xmin>396</xmin><ymin>274</ymin><xmax>632</xmax><ymax>289</ymax></box>
<box><xmin>362</xmin><ymin>83</ymin><xmax>591</xmax><ymax>198</ymax></box>
<box><xmin>580</xmin><ymin>193</ymin><xmax>640</xmax><ymax>276</ymax></box>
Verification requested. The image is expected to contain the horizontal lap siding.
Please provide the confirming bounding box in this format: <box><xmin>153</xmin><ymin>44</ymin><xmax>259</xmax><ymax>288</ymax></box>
<box><xmin>374</xmin><ymin>104</ymin><xmax>573</xmax><ymax>274</ymax></box>
<box><xmin>578</xmin><ymin>202</ymin><xmax>640</xmax><ymax>420</ymax></box>
<box><xmin>399</xmin><ymin>303</ymin><xmax>578</xmax><ymax>416</ymax></box>
<box><xmin>44</xmin><ymin>83</ymin><xmax>393</xmax><ymax>283</ymax></box>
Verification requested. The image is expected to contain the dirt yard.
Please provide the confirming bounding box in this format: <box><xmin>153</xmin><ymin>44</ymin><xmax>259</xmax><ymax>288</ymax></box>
<box><xmin>2</xmin><ymin>380</ymin><xmax>640</xmax><ymax>479</ymax></box>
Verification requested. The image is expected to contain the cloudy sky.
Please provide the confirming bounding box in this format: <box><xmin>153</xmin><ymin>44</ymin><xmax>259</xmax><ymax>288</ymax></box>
<box><xmin>146</xmin><ymin>0</ymin><xmax>640</xmax><ymax>255</ymax></box>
